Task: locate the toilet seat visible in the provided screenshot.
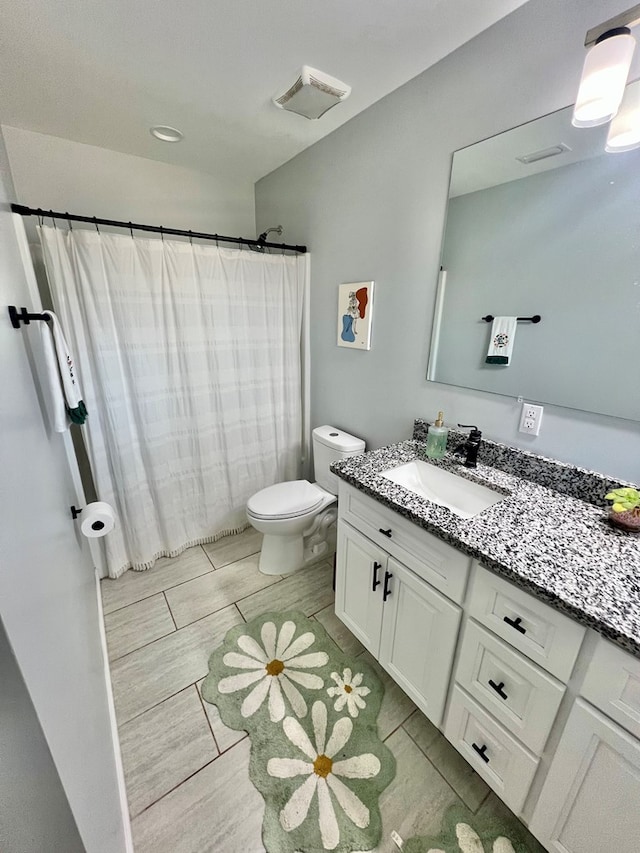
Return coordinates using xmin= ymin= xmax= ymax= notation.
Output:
xmin=246 ymin=480 xmax=328 ymax=520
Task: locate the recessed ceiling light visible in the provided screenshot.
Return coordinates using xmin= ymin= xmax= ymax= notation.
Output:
xmin=150 ymin=125 xmax=183 ymax=142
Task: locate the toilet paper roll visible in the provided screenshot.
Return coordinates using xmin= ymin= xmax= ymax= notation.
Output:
xmin=80 ymin=501 xmax=116 ymax=538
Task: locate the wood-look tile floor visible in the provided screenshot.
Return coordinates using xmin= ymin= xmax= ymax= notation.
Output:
xmin=102 ymin=530 xmax=505 ymax=853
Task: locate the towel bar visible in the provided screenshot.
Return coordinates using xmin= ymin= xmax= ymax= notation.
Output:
xmin=482 ymin=314 xmax=541 ymax=324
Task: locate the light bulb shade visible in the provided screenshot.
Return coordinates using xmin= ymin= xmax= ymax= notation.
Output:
xmin=572 ymin=31 xmax=636 ymax=128
xmin=606 ymin=79 xmax=640 ymax=151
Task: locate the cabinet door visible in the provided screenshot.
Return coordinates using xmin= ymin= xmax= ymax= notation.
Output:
xmin=529 ymin=699 xmax=640 ymax=853
xmin=335 ymin=521 xmax=386 ymax=656
xmin=378 ymin=557 xmax=461 ymax=727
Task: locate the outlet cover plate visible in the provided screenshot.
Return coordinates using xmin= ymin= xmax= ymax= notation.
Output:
xmin=519 ymin=402 xmax=543 ymax=435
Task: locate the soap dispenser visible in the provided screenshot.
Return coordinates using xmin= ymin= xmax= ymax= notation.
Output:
xmin=425 ymin=411 xmax=448 ymax=460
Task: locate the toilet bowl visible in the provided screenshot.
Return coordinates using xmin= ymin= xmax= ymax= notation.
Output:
xmin=247 ymin=480 xmax=337 ymax=575
xmin=247 ymin=426 xmax=365 ymax=575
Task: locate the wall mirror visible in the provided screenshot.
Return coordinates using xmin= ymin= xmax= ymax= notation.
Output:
xmin=428 ymin=97 xmax=640 ymax=421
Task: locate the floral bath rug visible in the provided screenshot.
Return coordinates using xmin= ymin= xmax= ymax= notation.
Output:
xmin=404 ymin=803 xmax=546 ymax=853
xmin=201 ymin=610 xmax=395 ymax=852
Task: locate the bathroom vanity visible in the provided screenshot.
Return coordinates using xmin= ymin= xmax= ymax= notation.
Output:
xmin=332 ymin=426 xmax=640 ymax=853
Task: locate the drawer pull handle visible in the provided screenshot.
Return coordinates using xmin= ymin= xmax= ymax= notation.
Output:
xmin=472 ymin=742 xmax=490 ymax=764
xmin=488 ymin=679 xmax=508 ymax=700
xmin=372 ymin=561 xmax=382 ymax=592
xmin=383 ymin=570 xmax=393 ymax=602
xmin=379 ymin=527 xmax=393 ymax=538
xmin=503 ymin=615 xmax=526 ymax=635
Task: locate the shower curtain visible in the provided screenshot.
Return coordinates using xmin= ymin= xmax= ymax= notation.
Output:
xmin=39 ymin=225 xmax=310 ymax=578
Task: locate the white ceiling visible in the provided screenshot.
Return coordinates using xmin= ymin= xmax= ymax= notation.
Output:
xmin=0 ymin=0 xmax=529 ymax=184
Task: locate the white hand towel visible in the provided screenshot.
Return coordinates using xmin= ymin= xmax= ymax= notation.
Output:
xmin=40 ymin=310 xmax=87 ymax=431
xmin=485 ymin=316 xmax=517 ymax=365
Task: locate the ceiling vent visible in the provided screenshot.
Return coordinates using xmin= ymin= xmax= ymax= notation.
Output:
xmin=272 ymin=66 xmax=351 ymax=120
xmin=516 ymin=143 xmax=571 ymax=164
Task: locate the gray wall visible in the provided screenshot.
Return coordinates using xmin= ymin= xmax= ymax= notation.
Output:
xmin=0 ymin=618 xmax=84 ymax=852
xmin=256 ymin=0 xmax=640 ymax=482
xmin=437 ymin=151 xmax=640 ymax=421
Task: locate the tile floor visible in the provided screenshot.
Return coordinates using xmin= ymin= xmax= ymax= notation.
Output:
xmin=102 ymin=529 xmax=540 ymax=853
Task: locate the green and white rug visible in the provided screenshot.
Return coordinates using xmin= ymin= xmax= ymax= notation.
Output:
xmin=202 ymin=611 xmax=396 ymax=853
xmin=404 ymin=803 xmax=545 ymax=853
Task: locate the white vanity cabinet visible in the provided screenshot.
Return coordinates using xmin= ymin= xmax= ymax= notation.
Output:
xmin=335 ymin=482 xmax=469 ymax=727
xmin=529 ymin=699 xmax=640 ymax=853
xmin=530 ymin=635 xmax=640 ymax=852
xmin=334 ymin=478 xmax=640 ymax=850
xmin=336 ymin=520 xmax=462 ymax=726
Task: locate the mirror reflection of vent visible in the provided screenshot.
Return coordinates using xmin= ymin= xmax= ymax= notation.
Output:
xmin=517 ymin=143 xmax=571 ymax=164
xmin=273 ymin=66 xmax=351 ymax=120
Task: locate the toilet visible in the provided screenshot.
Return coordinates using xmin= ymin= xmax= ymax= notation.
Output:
xmin=247 ymin=425 xmax=365 ymax=575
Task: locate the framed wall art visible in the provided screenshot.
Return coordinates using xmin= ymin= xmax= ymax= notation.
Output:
xmin=337 ymin=281 xmax=374 ymax=350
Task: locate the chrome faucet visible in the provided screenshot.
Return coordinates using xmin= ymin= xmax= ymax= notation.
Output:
xmin=454 ymin=424 xmax=482 ymax=468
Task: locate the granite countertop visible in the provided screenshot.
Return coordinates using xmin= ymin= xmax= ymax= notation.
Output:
xmin=332 ymin=440 xmax=640 ymax=658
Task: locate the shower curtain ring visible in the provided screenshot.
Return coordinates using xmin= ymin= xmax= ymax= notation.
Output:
xmin=188 ymin=230 xmax=193 ymax=245
xmin=160 ymin=225 xmax=164 ymax=242
xmin=128 ymin=222 xmax=134 ymax=239
xmin=66 ymin=213 xmax=72 ymax=231
xmin=93 ymin=216 xmax=100 ymax=234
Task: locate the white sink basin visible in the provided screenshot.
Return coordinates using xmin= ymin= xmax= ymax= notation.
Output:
xmin=381 ymin=459 xmax=504 ymax=519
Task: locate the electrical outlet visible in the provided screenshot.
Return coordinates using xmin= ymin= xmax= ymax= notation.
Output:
xmin=519 ymin=402 xmax=543 ymax=435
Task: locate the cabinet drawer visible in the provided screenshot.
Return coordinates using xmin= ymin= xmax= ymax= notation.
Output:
xmin=581 ymin=637 xmax=640 ymax=740
xmin=339 ymin=482 xmax=470 ymax=603
xmin=467 ymin=565 xmax=585 ymax=682
xmin=456 ymin=619 xmax=565 ymax=754
xmin=444 ymin=685 xmax=538 ymax=815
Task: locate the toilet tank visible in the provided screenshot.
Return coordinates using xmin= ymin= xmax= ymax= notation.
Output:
xmin=312 ymin=425 xmax=365 ymax=495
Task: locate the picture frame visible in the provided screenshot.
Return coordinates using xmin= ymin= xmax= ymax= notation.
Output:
xmin=336 ymin=281 xmax=374 ymax=350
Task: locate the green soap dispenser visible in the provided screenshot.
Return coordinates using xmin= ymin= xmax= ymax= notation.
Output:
xmin=426 ymin=411 xmax=448 ymax=460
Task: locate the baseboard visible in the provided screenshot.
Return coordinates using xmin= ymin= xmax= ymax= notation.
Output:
xmin=94 ymin=571 xmax=134 ymax=853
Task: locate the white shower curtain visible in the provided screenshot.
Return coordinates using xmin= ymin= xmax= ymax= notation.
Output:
xmin=39 ymin=225 xmax=310 ymax=578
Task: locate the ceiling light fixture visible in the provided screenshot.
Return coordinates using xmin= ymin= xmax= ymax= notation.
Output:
xmin=573 ymin=26 xmax=636 ymax=127
xmin=150 ymin=125 xmax=184 ymax=142
xmin=606 ymin=77 xmax=640 ymax=151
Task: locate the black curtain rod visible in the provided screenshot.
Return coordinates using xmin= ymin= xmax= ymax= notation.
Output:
xmin=10 ymin=204 xmax=307 ymax=254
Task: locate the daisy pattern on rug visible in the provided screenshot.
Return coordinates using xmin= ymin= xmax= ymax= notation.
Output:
xmin=327 ymin=668 xmax=371 ymax=718
xmin=217 ymin=620 xmax=329 ymax=722
xmin=267 ymin=700 xmax=381 ymax=851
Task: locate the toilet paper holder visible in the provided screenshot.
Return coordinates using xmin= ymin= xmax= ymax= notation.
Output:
xmin=70 ymin=505 xmax=83 ymax=519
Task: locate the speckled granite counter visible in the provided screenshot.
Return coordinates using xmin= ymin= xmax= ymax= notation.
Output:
xmin=331 ymin=439 xmax=640 ymax=658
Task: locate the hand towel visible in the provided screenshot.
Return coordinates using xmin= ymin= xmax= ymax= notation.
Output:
xmin=40 ymin=310 xmax=87 ymax=430
xmin=485 ymin=316 xmax=517 ymax=365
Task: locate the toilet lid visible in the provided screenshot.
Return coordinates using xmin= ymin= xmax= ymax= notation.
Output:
xmin=247 ymin=480 xmax=325 ymax=519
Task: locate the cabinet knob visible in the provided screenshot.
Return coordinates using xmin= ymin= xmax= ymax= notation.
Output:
xmin=503 ymin=615 xmax=526 ymax=635
xmin=383 ymin=570 xmax=393 ymax=601
xmin=472 ymin=742 xmax=490 ymax=764
xmin=379 ymin=527 xmax=393 ymax=538
xmin=488 ymin=679 xmax=508 ymax=700
xmin=372 ymin=561 xmax=382 ymax=592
